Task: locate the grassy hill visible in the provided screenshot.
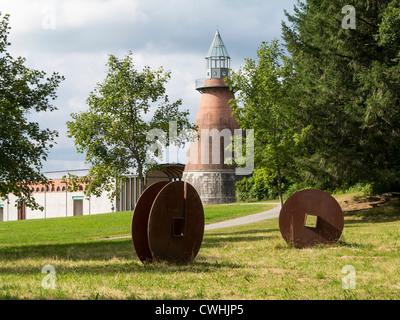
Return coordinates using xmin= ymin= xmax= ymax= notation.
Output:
xmin=0 ymin=195 xmax=399 ymax=300
xmin=0 ymin=203 xmax=275 ymax=245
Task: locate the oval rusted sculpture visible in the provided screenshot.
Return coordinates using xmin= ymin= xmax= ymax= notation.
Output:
xmin=148 ymin=181 xmax=204 ymax=263
xmin=131 ymin=181 xmax=169 ymax=263
xmin=131 ymin=181 xmax=204 ymax=263
xmin=279 ymin=189 xmax=344 ymax=248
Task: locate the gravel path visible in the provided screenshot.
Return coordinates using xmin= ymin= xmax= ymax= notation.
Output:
xmin=204 ymin=202 xmax=281 ymax=231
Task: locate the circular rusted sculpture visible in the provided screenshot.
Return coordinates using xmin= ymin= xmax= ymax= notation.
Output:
xmin=279 ymin=189 xmax=344 ymax=248
xmin=131 ymin=181 xmax=204 ymax=263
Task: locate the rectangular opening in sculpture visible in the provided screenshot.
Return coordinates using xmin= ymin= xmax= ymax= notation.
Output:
xmin=172 ymin=217 xmax=185 ymax=237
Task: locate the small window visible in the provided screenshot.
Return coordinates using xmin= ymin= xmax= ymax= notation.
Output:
xmin=36 ymin=187 xmax=40 ymax=192
xmin=304 ymin=214 xmax=318 ymax=229
xmin=56 ymin=187 xmax=60 ymax=191
xmin=172 ymin=217 xmax=185 ymax=237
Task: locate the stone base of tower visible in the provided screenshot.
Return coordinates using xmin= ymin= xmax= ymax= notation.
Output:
xmin=182 ymin=170 xmax=237 ymax=205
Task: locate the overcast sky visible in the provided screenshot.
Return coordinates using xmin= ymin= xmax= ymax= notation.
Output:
xmin=2 ymin=0 xmax=297 ymax=176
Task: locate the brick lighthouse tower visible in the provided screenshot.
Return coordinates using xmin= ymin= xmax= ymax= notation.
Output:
xmin=182 ymin=30 xmax=239 ymax=205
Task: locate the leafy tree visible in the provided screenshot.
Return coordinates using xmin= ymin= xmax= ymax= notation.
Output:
xmin=0 ymin=13 xmax=64 ymax=209
xmin=235 ymin=167 xmax=291 ymax=202
xmin=66 ymin=52 xmax=195 ymax=200
xmin=282 ymin=0 xmax=400 ymax=192
xmin=227 ymin=40 xmax=309 ymax=206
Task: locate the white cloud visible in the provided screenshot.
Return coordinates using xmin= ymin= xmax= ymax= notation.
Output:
xmin=2 ymin=0 xmax=298 ymax=172
xmin=57 ymin=0 xmax=146 ymax=29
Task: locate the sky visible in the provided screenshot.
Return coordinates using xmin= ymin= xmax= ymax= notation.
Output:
xmin=2 ymin=0 xmax=297 ymax=177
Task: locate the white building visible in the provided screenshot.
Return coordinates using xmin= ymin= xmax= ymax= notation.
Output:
xmin=0 ymin=163 xmax=184 ymax=222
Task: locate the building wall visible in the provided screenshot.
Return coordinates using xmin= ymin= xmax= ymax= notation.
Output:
xmin=0 ymin=165 xmax=183 ymax=222
xmin=0 ymin=184 xmax=115 ymax=222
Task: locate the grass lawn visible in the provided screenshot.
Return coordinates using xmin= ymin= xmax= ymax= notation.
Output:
xmin=0 ymin=203 xmax=275 ymax=245
xmin=0 ymin=198 xmax=399 ymax=299
xmin=203 ymin=203 xmax=275 ymax=224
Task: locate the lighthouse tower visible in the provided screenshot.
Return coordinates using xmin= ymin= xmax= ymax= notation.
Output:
xmin=182 ymin=30 xmax=239 ymax=205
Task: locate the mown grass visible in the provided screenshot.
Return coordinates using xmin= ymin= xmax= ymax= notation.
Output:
xmin=0 ymin=201 xmax=399 ymax=299
xmin=0 ymin=203 xmax=275 ymax=245
xmin=203 ymin=203 xmax=275 ymax=224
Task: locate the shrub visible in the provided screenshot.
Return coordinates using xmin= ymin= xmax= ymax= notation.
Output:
xmin=236 ymin=168 xmax=291 ymax=202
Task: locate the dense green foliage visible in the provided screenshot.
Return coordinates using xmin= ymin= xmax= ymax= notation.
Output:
xmin=235 ymin=0 xmax=400 ymax=201
xmin=0 ymin=13 xmax=64 ymax=209
xmin=282 ymin=0 xmax=400 ymax=192
xmin=235 ymin=168 xmax=292 ymax=202
xmin=227 ymin=40 xmax=309 ymax=205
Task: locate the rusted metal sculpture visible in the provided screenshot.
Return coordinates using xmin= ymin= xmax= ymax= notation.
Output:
xmin=131 ymin=181 xmax=204 ymax=263
xmin=131 ymin=181 xmax=169 ymax=262
xmin=279 ymin=189 xmax=344 ymax=248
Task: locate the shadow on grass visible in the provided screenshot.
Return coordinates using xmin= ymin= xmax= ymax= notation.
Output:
xmin=335 ymin=239 xmax=373 ymax=249
xmin=0 ymin=226 xmax=281 ymax=261
xmin=0 ymin=239 xmax=243 ymax=276
xmin=0 ymin=227 xmax=274 ymax=279
xmin=202 ymin=228 xmax=280 ymax=248
xmin=207 ymin=229 xmax=279 ymax=236
xmin=0 ymin=239 xmax=136 ymax=261
xmin=0 ymin=260 xmax=243 ymax=277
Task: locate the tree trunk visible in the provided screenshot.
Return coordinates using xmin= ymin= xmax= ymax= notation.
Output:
xmin=277 ymin=166 xmax=283 ymax=207
xmin=137 ymin=163 xmax=144 ymax=195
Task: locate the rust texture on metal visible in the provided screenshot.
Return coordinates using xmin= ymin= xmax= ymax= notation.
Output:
xmin=279 ymin=189 xmax=344 ymax=248
xmin=131 ymin=181 xmax=204 ymax=263
xmin=131 ymin=181 xmax=169 ymax=263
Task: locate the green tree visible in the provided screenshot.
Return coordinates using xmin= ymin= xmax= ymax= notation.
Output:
xmin=0 ymin=13 xmax=64 ymax=209
xmin=282 ymin=0 xmax=400 ymax=192
xmin=235 ymin=167 xmax=290 ymax=202
xmin=66 ymin=52 xmax=195 ymax=200
xmin=227 ymin=40 xmax=309 ymax=206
